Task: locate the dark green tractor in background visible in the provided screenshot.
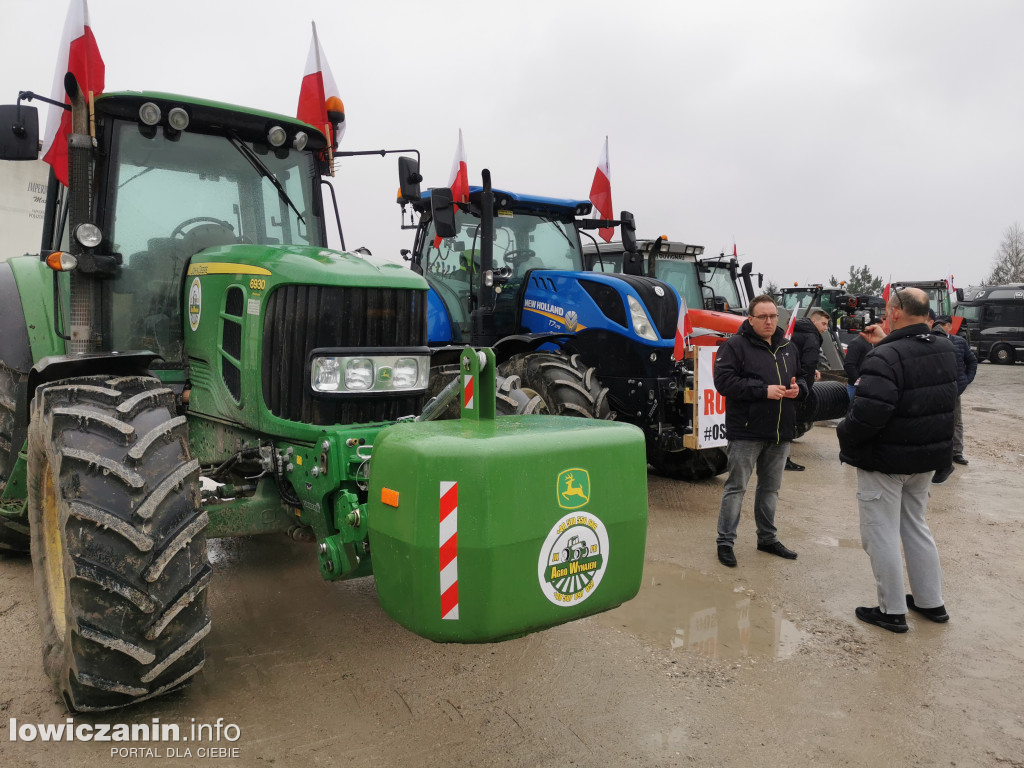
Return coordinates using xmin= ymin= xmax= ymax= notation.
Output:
xmin=0 ymin=81 xmax=647 ymax=711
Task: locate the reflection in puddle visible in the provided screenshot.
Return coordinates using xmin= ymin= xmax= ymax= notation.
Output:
xmin=594 ymin=561 xmax=807 ymax=660
xmin=814 ymin=536 xmax=862 ymax=549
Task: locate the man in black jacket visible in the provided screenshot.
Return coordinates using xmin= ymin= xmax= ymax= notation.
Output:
xmin=785 ymin=308 xmax=830 ymax=471
xmin=935 ymin=314 xmax=978 ymax=466
xmin=838 ymin=287 xmax=957 ymax=633
xmin=842 ymin=332 xmax=872 ymax=399
xmin=714 ymin=295 xmax=806 ymax=567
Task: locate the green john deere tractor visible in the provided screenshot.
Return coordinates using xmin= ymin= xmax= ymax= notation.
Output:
xmin=0 ymin=81 xmax=647 ymax=711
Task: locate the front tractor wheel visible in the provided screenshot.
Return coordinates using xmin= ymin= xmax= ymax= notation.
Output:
xmin=28 ymin=375 xmax=210 ymax=711
xmin=499 ymin=353 xmax=613 ymax=418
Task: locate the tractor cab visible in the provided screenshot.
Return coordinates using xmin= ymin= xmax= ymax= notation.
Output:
xmin=410 ymin=187 xmax=589 ymax=344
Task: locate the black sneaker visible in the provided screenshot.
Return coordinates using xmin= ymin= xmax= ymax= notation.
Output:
xmin=855 ymin=606 xmax=908 ymax=633
xmin=953 ymin=454 xmax=968 ymax=466
xmin=757 ymin=541 xmax=798 ymax=559
xmin=906 ymin=594 xmax=950 ymax=623
xmin=932 ymin=465 xmax=954 ymax=484
xmin=717 ymin=545 xmax=737 ymax=567
xmin=784 ymin=458 xmax=805 ymax=471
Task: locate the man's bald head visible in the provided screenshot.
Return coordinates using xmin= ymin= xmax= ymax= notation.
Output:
xmin=886 ymin=287 xmax=931 ymax=330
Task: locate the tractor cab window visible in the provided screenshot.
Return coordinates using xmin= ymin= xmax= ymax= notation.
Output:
xmin=419 ymin=208 xmax=584 ymax=339
xmin=696 ymin=263 xmax=742 ymax=311
xmin=655 ymin=258 xmax=704 ymax=312
xmin=103 ymin=121 xmax=324 ymax=366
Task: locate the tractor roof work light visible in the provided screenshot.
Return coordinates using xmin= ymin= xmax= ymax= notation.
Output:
xmin=167 ymin=107 xmax=190 ymax=131
xmin=267 ymin=125 xmax=287 ymax=147
xmin=293 ymin=131 xmax=308 ymax=151
xmin=73 ymin=222 xmax=102 ymax=248
xmin=139 ymin=101 xmax=161 ymax=126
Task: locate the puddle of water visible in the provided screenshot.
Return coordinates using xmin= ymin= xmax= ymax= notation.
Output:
xmin=814 ymin=535 xmax=862 ymax=549
xmin=593 ymin=561 xmax=807 ymax=660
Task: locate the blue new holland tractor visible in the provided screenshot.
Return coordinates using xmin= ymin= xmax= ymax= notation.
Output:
xmin=399 ymin=170 xmax=728 ymax=481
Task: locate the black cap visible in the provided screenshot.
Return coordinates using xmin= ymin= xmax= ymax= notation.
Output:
xmin=928 ymin=309 xmax=936 ymax=321
xmin=935 ymin=314 xmax=953 ymax=324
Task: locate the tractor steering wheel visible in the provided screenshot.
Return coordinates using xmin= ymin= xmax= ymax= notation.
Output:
xmin=170 ymin=216 xmax=235 ymax=239
xmin=503 ymin=249 xmax=537 ymax=270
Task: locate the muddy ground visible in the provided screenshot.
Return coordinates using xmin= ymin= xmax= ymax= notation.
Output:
xmin=1 ymin=363 xmax=1022 ymax=767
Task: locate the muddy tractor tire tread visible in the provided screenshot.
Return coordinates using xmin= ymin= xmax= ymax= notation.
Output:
xmin=498 ymin=353 xmax=613 ymax=419
xmin=28 ymin=375 xmax=209 ymax=712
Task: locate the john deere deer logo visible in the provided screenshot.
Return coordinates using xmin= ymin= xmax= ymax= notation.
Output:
xmin=557 ymin=468 xmax=590 ymax=510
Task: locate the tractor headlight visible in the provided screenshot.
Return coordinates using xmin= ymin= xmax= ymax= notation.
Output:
xmin=73 ymin=223 xmax=103 ymax=248
xmin=627 ymin=295 xmax=658 ymax=341
xmin=310 ymin=349 xmax=430 ymax=395
xmin=345 ymin=358 xmax=374 ymax=391
xmin=311 ymin=357 xmax=341 ymax=391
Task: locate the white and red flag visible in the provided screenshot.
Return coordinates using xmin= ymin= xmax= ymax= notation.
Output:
xmin=41 ymin=0 xmax=104 ymax=186
xmin=784 ymin=309 xmax=798 ymax=340
xmin=433 ymin=130 xmax=469 ymax=248
xmin=446 ymin=129 xmax=470 ymax=205
xmin=673 ymin=295 xmax=693 ymax=361
xmin=297 ymin=21 xmax=345 ymax=148
xmin=589 ymin=136 xmax=614 ymax=243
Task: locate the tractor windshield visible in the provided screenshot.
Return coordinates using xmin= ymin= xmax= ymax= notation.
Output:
xmin=695 ymin=262 xmax=743 ymax=311
xmin=104 ymin=120 xmax=324 ymax=367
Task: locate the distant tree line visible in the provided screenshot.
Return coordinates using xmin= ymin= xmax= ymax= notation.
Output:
xmin=987 ymin=223 xmax=1024 ymax=284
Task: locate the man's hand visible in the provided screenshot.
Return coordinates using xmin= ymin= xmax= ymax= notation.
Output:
xmin=814 ymin=370 xmax=822 ymax=381
xmin=766 ymin=384 xmax=787 ymax=400
xmin=782 ymin=377 xmax=801 ymax=399
xmin=861 ymin=324 xmax=886 ymax=344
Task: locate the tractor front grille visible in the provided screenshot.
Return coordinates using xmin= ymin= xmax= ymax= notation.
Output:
xmin=262 ymin=284 xmax=427 ymax=425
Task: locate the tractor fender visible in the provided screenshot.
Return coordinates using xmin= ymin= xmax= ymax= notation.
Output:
xmin=28 ymin=351 xmax=162 ymax=405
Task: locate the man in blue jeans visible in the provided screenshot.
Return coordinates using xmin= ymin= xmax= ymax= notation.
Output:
xmin=713 ymin=295 xmax=806 ymax=567
xmin=838 ymin=287 xmax=957 ymax=632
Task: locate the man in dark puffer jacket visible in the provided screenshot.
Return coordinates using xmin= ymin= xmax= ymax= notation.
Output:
xmin=714 ymin=295 xmax=806 ymax=568
xmin=785 ymin=308 xmax=831 ymax=471
xmin=838 ymin=287 xmax=957 ymax=633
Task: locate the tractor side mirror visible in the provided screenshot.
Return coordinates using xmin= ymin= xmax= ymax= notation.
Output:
xmin=620 ymin=210 xmax=637 ymax=255
xmin=0 ymin=104 xmax=40 ymax=160
xmin=955 ymin=288 xmax=964 ymax=302
xmin=429 ymin=187 xmax=457 ymax=239
xmin=397 ymin=156 xmax=421 ymax=202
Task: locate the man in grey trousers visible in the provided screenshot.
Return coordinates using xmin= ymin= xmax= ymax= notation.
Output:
xmin=837 ymin=287 xmax=958 ymax=632
xmin=713 ymin=295 xmax=806 ymax=568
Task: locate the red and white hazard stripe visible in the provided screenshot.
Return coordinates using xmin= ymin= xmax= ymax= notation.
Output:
xmin=439 ymin=481 xmax=459 ymax=620
xmin=462 ymin=372 xmax=474 ymax=411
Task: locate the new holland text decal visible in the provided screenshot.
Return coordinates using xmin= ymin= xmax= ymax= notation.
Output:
xmin=523 ymin=299 xmax=587 ymax=332
xmin=538 ymin=510 xmax=609 ymax=607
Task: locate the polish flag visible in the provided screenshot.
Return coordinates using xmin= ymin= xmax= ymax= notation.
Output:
xmin=447 ymin=129 xmax=470 ymax=204
xmin=673 ymin=295 xmax=693 ymax=361
xmin=297 ymin=21 xmax=345 ymax=148
xmin=882 ymin=282 xmax=891 ymax=303
xmin=433 ymin=130 xmax=469 ymax=248
xmin=784 ymin=309 xmax=798 ymax=340
xmin=41 ymin=0 xmax=105 ymax=187
xmin=947 ymin=273 xmax=956 ymax=292
xmin=589 ymin=136 xmax=614 ymax=243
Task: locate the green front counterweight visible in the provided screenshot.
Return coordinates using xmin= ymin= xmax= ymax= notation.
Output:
xmin=366 ymin=404 xmax=649 ymax=643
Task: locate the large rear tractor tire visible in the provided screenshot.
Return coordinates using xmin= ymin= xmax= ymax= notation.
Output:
xmin=28 ymin=375 xmax=210 ymax=711
xmin=498 ymin=353 xmax=613 ymax=418
xmin=647 ymin=447 xmax=729 ymax=482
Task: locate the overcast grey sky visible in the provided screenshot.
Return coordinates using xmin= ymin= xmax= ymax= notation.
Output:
xmin=2 ymin=0 xmax=1022 ymax=288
